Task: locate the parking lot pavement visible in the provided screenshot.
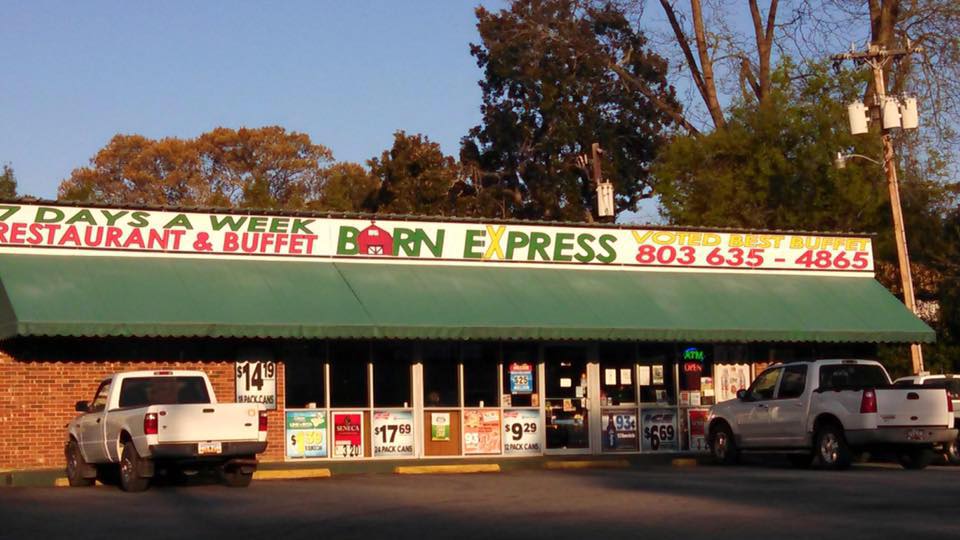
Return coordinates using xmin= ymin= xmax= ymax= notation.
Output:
xmin=1 ymin=463 xmax=959 ymax=540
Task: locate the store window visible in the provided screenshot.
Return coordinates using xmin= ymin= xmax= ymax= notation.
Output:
xmin=329 ymin=342 xmax=370 ymax=408
xmin=678 ymin=345 xmax=711 ymax=407
xmin=422 ymin=342 xmax=459 ymax=407
xmin=599 ymin=344 xmax=636 ymax=406
xmin=462 ymin=342 xmax=499 ymax=407
xmin=638 ymin=344 xmax=674 ymax=405
xmin=284 ymin=343 xmax=325 ymax=409
xmin=372 ymin=342 xmax=412 ymax=408
xmin=502 ymin=343 xmax=538 ymax=407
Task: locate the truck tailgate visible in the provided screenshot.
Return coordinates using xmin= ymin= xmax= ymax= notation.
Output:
xmin=154 ymin=404 xmax=261 ymax=443
xmin=876 ymin=389 xmax=952 ymax=428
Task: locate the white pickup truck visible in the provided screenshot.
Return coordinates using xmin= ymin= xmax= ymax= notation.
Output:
xmin=707 ymin=359 xmax=957 ymax=470
xmin=65 ymin=370 xmax=268 ymax=491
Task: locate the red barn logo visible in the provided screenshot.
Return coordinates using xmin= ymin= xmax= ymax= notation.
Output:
xmin=357 ymin=222 xmax=393 ymax=256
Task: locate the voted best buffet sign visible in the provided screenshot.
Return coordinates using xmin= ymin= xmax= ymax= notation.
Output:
xmin=0 ymin=203 xmax=874 ymax=273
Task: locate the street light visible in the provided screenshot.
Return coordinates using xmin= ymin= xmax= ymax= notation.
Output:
xmin=833 ymin=152 xmax=882 ymax=170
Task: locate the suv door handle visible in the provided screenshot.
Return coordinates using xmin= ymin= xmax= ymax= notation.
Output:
xmin=756 ymin=404 xmax=768 ymax=408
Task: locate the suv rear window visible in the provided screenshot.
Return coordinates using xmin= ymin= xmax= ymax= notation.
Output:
xmin=818 ymin=364 xmax=890 ymax=390
xmin=119 ymin=376 xmax=211 ymax=408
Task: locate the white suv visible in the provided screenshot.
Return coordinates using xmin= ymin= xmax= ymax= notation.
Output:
xmin=707 ymin=359 xmax=957 ymax=470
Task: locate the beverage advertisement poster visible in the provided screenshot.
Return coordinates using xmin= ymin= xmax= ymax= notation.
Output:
xmin=687 ymin=408 xmax=710 ymax=453
xmin=641 ymin=408 xmax=679 ymax=452
xmin=332 ymin=412 xmax=364 ymax=459
xmin=601 ymin=411 xmax=638 ymax=452
xmin=508 ymin=363 xmax=534 ymax=394
xmin=502 ymin=408 xmax=542 ymax=455
xmin=372 ymin=410 xmax=415 ymax=457
xmin=285 ymin=410 xmax=327 ymax=459
xmin=431 ymin=412 xmax=451 ymax=441
xmin=463 ymin=409 xmax=502 ymax=455
xmin=715 ymin=364 xmax=752 ymax=403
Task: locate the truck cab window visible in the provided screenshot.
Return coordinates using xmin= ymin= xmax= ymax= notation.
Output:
xmin=748 ymin=368 xmax=780 ymax=401
xmin=90 ymin=380 xmax=111 ymax=412
xmin=777 ymin=365 xmax=807 ymax=399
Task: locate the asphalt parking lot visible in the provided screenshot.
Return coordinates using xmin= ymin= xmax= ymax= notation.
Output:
xmin=1 ymin=463 xmax=958 ymax=540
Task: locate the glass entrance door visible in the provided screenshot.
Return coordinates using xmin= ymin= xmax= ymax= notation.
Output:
xmin=544 ymin=347 xmax=590 ymax=451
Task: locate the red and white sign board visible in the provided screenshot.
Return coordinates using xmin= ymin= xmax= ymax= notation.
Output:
xmin=0 ymin=202 xmax=874 ymax=274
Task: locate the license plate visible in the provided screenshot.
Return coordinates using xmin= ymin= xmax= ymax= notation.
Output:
xmin=906 ymin=429 xmax=926 ymax=442
xmin=198 ymin=442 xmax=222 ymax=455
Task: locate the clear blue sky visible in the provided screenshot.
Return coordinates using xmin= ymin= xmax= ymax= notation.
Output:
xmin=2 ymin=1 xmax=505 ymax=197
xmin=2 ymin=0 xmax=675 ymax=221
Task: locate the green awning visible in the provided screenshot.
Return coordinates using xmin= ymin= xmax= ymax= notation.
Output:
xmin=0 ymin=254 xmax=934 ymax=343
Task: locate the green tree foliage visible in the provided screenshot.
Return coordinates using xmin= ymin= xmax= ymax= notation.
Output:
xmin=0 ymin=163 xmax=17 ymax=199
xmin=59 ymin=127 xmax=333 ymax=209
xmin=460 ymin=0 xmax=678 ymax=221
xmin=313 ymin=162 xmax=379 ymax=213
xmin=654 ymin=63 xmax=889 ymax=231
xmin=370 ymin=131 xmax=459 ymax=215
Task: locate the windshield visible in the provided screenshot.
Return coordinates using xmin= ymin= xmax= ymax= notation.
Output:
xmin=118 ymin=376 xmax=211 ymax=408
xmin=818 ymin=364 xmax=890 ymax=390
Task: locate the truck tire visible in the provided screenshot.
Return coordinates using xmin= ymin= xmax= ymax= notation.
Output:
xmin=119 ymin=441 xmax=151 ymax=492
xmin=898 ymin=447 xmax=934 ymax=470
xmin=945 ymin=436 xmax=960 ymax=465
xmin=814 ymin=423 xmax=852 ymax=470
xmin=710 ymin=423 xmax=739 ymax=465
xmin=220 ymin=468 xmax=254 ymax=488
xmin=65 ymin=440 xmax=95 ymax=487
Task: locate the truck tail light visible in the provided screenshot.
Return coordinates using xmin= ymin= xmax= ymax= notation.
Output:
xmin=948 ymin=390 xmax=955 ymax=413
xmin=860 ymin=389 xmax=878 ymax=414
xmin=144 ymin=412 xmax=159 ymax=435
xmin=259 ymin=410 xmax=268 ymax=432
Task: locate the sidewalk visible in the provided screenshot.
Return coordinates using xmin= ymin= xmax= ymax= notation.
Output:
xmin=1 ymin=453 xmax=710 ymax=487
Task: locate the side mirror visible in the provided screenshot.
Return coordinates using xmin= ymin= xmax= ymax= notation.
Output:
xmin=75 ymin=401 xmax=89 ymax=413
xmin=736 ymin=389 xmax=748 ymax=401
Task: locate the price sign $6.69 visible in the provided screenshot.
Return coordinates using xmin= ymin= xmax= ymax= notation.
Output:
xmin=643 ymin=424 xmax=675 ymax=450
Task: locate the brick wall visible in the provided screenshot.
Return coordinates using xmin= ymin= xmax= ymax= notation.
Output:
xmin=0 ymin=345 xmax=286 ymax=470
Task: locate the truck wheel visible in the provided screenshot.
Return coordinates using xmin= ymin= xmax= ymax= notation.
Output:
xmin=710 ymin=423 xmax=739 ymax=465
xmin=814 ymin=424 xmax=852 ymax=470
xmin=119 ymin=442 xmax=151 ymax=492
xmin=946 ymin=436 xmax=960 ymax=465
xmin=65 ymin=440 xmax=95 ymax=487
xmin=898 ymin=447 xmax=934 ymax=470
xmin=220 ymin=468 xmax=254 ymax=488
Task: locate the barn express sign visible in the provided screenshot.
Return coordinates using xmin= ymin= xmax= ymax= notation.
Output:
xmin=0 ymin=203 xmax=874 ymax=273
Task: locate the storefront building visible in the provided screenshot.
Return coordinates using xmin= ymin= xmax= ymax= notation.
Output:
xmin=0 ymin=202 xmax=934 ymax=469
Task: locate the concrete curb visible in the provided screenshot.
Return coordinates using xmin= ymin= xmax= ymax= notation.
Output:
xmin=395 ymin=464 xmax=500 ymax=475
xmin=544 ymin=459 xmax=630 ymax=470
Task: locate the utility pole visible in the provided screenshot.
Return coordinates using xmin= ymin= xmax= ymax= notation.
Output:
xmin=577 ymin=143 xmax=614 ymax=221
xmin=833 ymin=43 xmax=924 ymax=374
